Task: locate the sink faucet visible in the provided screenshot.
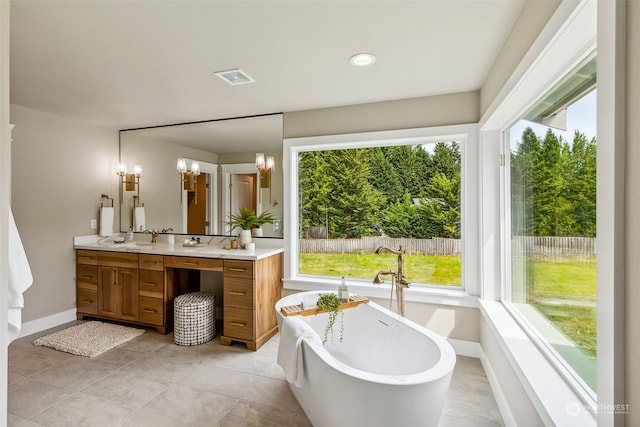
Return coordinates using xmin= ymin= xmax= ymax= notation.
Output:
xmin=144 ymin=227 xmax=173 ymax=244
xmin=144 ymin=229 xmax=160 ymax=243
xmin=373 ymin=246 xmax=410 ymax=316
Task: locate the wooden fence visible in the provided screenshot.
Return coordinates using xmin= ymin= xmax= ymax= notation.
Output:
xmin=299 ymin=235 xmax=596 ymax=258
xmin=510 ymin=236 xmax=596 ymax=258
xmin=299 ymin=236 xmax=461 ymax=256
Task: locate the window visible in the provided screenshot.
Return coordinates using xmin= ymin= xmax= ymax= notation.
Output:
xmin=284 ymin=125 xmax=477 ymax=295
xmin=504 ymin=54 xmax=597 ymax=394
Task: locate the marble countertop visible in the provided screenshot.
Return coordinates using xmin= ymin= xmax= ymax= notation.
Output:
xmin=73 ymin=235 xmax=284 ymax=261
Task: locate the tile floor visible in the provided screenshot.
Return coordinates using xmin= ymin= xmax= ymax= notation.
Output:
xmin=7 ymin=321 xmax=504 ymax=426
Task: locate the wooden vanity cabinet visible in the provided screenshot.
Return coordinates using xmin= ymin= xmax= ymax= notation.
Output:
xmin=76 ymin=250 xmax=98 ymax=315
xmin=97 ymin=252 xmax=139 ymax=321
xmin=77 ymin=249 xmax=283 ymax=346
xmin=221 ymin=254 xmax=282 ymax=350
xmin=77 ymin=250 xmax=167 ymax=333
xmin=138 ymin=254 xmax=166 ymax=332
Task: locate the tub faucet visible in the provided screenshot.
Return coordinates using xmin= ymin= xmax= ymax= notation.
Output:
xmin=373 ymin=246 xmax=410 ymax=316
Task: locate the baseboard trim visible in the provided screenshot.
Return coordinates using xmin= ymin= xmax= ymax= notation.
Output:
xmin=18 ymin=309 xmax=77 ymax=339
xmin=479 ymin=347 xmax=517 ymax=427
xmin=448 ymin=337 xmax=481 ymax=358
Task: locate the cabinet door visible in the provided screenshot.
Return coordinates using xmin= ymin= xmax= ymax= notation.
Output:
xmin=98 ymin=266 xmax=118 ymax=318
xmin=118 ymin=268 xmax=139 ymax=321
xmin=98 ymin=266 xmax=139 ymax=321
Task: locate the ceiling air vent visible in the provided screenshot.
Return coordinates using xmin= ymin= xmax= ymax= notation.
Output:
xmin=214 ymin=68 xmax=255 ymax=86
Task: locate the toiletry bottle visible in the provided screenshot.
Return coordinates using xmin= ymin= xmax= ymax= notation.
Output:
xmin=339 ymin=276 xmax=349 ymax=302
xmin=127 ymin=226 xmax=134 ymax=241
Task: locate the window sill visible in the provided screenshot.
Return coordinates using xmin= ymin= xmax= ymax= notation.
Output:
xmin=479 ymin=300 xmax=596 ymax=426
xmin=283 ymin=277 xmax=479 ymax=308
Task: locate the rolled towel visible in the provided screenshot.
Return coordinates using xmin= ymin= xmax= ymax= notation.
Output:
xmin=133 ymin=206 xmax=146 ymax=232
xmin=99 ymin=206 xmax=114 ymax=237
xmin=277 ymin=316 xmax=322 ymax=387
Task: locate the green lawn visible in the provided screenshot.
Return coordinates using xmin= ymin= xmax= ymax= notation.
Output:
xmin=299 ymin=253 xmax=461 ymax=286
xmin=300 ymin=253 xmax=597 ymax=360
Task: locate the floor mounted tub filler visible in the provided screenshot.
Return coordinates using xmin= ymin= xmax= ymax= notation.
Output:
xmin=275 ymin=290 xmax=456 ymax=427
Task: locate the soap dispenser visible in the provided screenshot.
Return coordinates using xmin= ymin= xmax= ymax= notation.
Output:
xmin=338 ymin=276 xmax=349 ymax=302
xmin=127 ymin=226 xmax=134 ymax=241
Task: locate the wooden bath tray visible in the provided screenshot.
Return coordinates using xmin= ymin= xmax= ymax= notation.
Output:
xmin=281 ymin=294 xmax=369 ymax=317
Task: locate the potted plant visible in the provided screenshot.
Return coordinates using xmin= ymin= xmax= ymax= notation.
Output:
xmin=252 ymin=210 xmax=275 ymax=237
xmin=316 ymin=293 xmax=344 ymax=345
xmin=226 ymin=206 xmax=257 ymax=248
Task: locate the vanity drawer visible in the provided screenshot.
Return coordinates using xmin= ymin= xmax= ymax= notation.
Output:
xmin=77 ymin=289 xmax=98 ymax=315
xmin=77 ymin=250 xmax=98 ymax=265
xmin=98 ymin=252 xmax=139 ymax=268
xmin=138 ymin=270 xmax=164 ymax=298
xmin=224 ymin=277 xmax=254 ymax=308
xmin=164 ymin=256 xmax=223 ymax=271
xmin=139 ymin=254 xmax=164 ymax=271
xmin=139 ymin=297 xmax=163 ymax=326
xmin=77 ymin=264 xmax=98 ymax=290
xmin=224 ymin=260 xmax=254 ymax=279
xmin=224 ymin=307 xmax=255 ymax=340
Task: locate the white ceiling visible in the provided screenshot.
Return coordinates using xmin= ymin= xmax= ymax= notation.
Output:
xmin=10 ymin=0 xmax=526 ymax=131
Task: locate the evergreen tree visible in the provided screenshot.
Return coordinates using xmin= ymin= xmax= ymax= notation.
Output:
xmin=511 ymin=127 xmax=539 ymax=236
xmin=325 ymin=149 xmax=385 ymax=238
xmin=567 ymin=132 xmax=597 ymax=236
xmin=369 ymin=147 xmax=403 ymax=207
xmin=385 ymin=145 xmax=424 ymax=198
xmin=298 ymin=151 xmax=331 ymax=236
xmin=534 ymin=129 xmax=573 ymax=235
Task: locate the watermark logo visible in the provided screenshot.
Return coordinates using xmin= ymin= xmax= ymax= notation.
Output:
xmin=566 ymin=401 xmax=630 ymax=416
xmin=566 ymin=402 xmax=582 ymax=417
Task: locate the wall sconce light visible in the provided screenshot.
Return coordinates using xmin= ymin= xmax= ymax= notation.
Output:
xmin=177 ymin=158 xmax=201 ymax=204
xmin=117 ymin=163 xmax=142 ymax=198
xmin=255 ymin=153 xmax=274 ymax=189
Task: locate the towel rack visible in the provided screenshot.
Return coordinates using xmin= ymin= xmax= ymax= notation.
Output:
xmin=100 ymin=194 xmax=114 ymax=208
xmin=133 ymin=195 xmax=145 ymax=208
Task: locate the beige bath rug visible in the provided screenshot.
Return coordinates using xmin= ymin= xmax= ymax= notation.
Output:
xmin=33 ymin=321 xmax=145 ymax=358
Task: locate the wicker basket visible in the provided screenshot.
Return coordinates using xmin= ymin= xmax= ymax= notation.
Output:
xmin=173 ymin=292 xmax=216 ymax=346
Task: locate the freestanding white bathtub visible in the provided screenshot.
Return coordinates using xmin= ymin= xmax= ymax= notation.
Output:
xmin=275 ymin=290 xmax=456 ymax=427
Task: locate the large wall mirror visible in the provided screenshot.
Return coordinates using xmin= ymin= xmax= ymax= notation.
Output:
xmin=119 ymin=113 xmax=283 ymax=238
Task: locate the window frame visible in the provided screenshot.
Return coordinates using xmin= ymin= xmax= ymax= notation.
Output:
xmin=283 ymin=124 xmax=479 ymax=305
xmin=501 ymin=109 xmax=597 ymax=401
xmin=479 ymin=0 xmax=602 ymax=418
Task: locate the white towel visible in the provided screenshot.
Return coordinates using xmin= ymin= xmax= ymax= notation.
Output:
xmin=99 ymin=206 xmax=114 ymax=236
xmin=133 ymin=206 xmax=146 ymax=232
xmin=8 ymin=208 xmax=33 ymax=343
xmin=277 ymin=316 xmax=321 ymax=387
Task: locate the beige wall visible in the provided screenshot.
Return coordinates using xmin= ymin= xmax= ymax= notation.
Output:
xmin=284 ymin=91 xmax=480 ymax=139
xmin=10 ymin=104 xmax=119 ymax=322
xmin=480 ymin=0 xmax=562 ymax=114
xmin=626 ymin=1 xmax=640 ymax=423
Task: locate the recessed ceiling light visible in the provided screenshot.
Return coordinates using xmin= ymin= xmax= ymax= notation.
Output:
xmin=214 ymin=68 xmax=255 ymax=85
xmin=349 ymin=53 xmax=376 ymax=67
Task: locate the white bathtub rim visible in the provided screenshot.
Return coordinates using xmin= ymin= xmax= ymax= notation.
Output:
xmin=276 ymin=290 xmax=457 ymax=386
